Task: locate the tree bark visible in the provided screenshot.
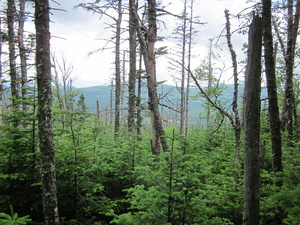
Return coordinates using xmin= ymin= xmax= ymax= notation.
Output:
xmin=185 ymin=0 xmax=194 ymax=133
xmin=35 ymin=0 xmax=59 ymax=223
xmin=114 ymin=0 xmax=122 ymax=138
xmin=243 ymin=14 xmax=262 ymax=225
xmin=7 ymin=0 xmax=19 ymax=109
xmin=281 ymin=0 xmax=300 ymax=140
xmin=128 ymin=0 xmax=137 ymax=133
xmin=179 ymin=0 xmax=187 ymax=135
xmin=224 ymin=9 xmax=241 ymax=167
xmin=262 ymin=0 xmax=283 ymax=186
xmin=130 ymin=0 xmax=169 ymax=155
xmin=0 ymin=18 xmax=3 ymax=128
xmin=18 ymin=0 xmax=28 ymax=112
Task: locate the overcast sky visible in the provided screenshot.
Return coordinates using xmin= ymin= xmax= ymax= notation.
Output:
xmin=46 ymin=0 xmax=250 ymax=88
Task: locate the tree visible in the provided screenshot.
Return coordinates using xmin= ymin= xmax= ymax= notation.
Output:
xmin=76 ymin=0 xmax=124 ymax=138
xmin=224 ymin=9 xmax=241 ymax=167
xmin=17 ymin=0 xmax=28 ymax=112
xmin=0 ymin=17 xmax=3 ymax=128
xmin=114 ymin=0 xmax=122 ymax=138
xmin=262 ymin=0 xmax=283 ymax=187
xmin=35 ymin=0 xmax=59 ymax=223
xmin=7 ymin=0 xmax=19 ymax=110
xmin=278 ymin=0 xmax=300 ymax=140
xmin=130 ymin=0 xmax=169 ymax=155
xmin=243 ymin=14 xmax=262 ymax=225
xmin=128 ymin=0 xmax=137 ymax=133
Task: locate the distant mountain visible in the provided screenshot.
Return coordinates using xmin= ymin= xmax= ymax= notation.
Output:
xmin=75 ymin=83 xmax=267 ymax=125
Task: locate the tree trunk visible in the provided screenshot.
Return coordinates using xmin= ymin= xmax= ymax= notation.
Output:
xmin=262 ymin=0 xmax=283 ymax=186
xmin=114 ymin=0 xmax=122 ymax=138
xmin=18 ymin=0 xmax=28 ymax=112
xmin=281 ymin=0 xmax=300 ymax=140
xmin=224 ymin=9 xmax=241 ymax=167
xmin=0 ymin=18 xmax=3 ymax=128
xmin=243 ymin=14 xmax=262 ymax=225
xmin=179 ymin=0 xmax=187 ymax=135
xmin=7 ymin=0 xmax=19 ymax=109
xmin=130 ymin=0 xmax=169 ymax=155
xmin=128 ymin=0 xmax=137 ymax=133
xmin=185 ymin=0 xmax=195 ymax=133
xmin=35 ymin=0 xmax=59 ymax=223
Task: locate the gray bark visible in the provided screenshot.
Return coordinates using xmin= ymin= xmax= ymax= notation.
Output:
xmin=35 ymin=0 xmax=59 ymax=223
xmin=262 ymin=0 xmax=283 ymax=186
xmin=224 ymin=9 xmax=241 ymax=167
xmin=7 ymin=0 xmax=19 ymax=109
xmin=128 ymin=0 xmax=137 ymax=133
xmin=114 ymin=0 xmax=122 ymax=138
xmin=18 ymin=0 xmax=28 ymax=112
xmin=243 ymin=14 xmax=262 ymax=225
xmin=130 ymin=0 xmax=169 ymax=155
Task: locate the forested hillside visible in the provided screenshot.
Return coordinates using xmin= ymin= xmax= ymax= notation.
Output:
xmin=1 ymin=0 xmax=300 ymax=225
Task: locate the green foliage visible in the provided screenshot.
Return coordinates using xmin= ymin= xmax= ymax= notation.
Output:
xmin=0 ymin=206 xmax=31 ymax=225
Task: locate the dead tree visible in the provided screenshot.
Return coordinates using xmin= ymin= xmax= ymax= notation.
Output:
xmin=243 ymin=14 xmax=262 ymax=225
xmin=130 ymin=0 xmax=169 ymax=155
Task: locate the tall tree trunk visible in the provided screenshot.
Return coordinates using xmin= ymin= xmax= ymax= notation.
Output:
xmin=130 ymin=0 xmax=169 ymax=155
xmin=206 ymin=39 xmax=213 ymax=127
xmin=224 ymin=9 xmax=241 ymax=167
xmin=262 ymin=0 xmax=283 ymax=187
xmin=35 ymin=0 xmax=59 ymax=223
xmin=128 ymin=0 xmax=137 ymax=133
xmin=136 ymin=54 xmax=143 ymax=139
xmin=7 ymin=0 xmax=19 ymax=109
xmin=185 ymin=0 xmax=195 ymax=133
xmin=18 ymin=0 xmax=28 ymax=112
xmin=281 ymin=0 xmax=300 ymax=140
xmin=179 ymin=0 xmax=187 ymax=135
xmin=243 ymin=14 xmax=262 ymax=225
xmin=114 ymin=0 xmax=122 ymax=138
xmin=0 ymin=17 xmax=3 ymax=128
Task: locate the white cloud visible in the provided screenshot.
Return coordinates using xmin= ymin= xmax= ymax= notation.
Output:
xmin=48 ymin=0 xmax=250 ymax=88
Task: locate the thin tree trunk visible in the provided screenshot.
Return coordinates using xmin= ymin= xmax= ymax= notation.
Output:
xmin=179 ymin=0 xmax=187 ymax=135
xmin=224 ymin=9 xmax=241 ymax=167
xmin=96 ymin=100 xmax=101 ymax=127
xmin=128 ymin=0 xmax=137 ymax=133
xmin=281 ymin=0 xmax=300 ymax=140
xmin=262 ymin=0 xmax=283 ymax=186
xmin=206 ymin=39 xmax=213 ymax=127
xmin=243 ymin=14 xmax=262 ymax=225
xmin=121 ymin=50 xmax=126 ymax=124
xmin=35 ymin=0 xmax=59 ymax=223
xmin=7 ymin=0 xmax=19 ymax=109
xmin=114 ymin=0 xmax=122 ymax=138
xmin=136 ymin=54 xmax=143 ymax=140
xmin=0 ymin=18 xmax=3 ymax=129
xmin=185 ymin=0 xmax=194 ymax=133
xmin=18 ymin=0 xmax=28 ymax=112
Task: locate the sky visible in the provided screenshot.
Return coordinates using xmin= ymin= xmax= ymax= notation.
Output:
xmin=42 ymin=0 xmax=251 ymax=88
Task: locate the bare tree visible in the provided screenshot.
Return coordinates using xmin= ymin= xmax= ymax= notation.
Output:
xmin=0 ymin=17 xmax=3 ymax=128
xmin=7 ymin=0 xmax=19 ymax=110
xmin=262 ymin=0 xmax=283 ymax=187
xmin=243 ymin=14 xmax=262 ymax=225
xmin=35 ymin=0 xmax=59 ymax=223
xmin=128 ymin=0 xmax=137 ymax=133
xmin=76 ymin=0 xmax=124 ymax=138
xmin=18 ymin=0 xmax=28 ymax=112
xmin=130 ymin=0 xmax=169 ymax=155
xmin=279 ymin=0 xmax=300 ymax=140
xmin=224 ymin=9 xmax=241 ymax=167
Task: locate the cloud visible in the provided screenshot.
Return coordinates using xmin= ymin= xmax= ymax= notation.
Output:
xmin=48 ymin=0 xmax=249 ymax=88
